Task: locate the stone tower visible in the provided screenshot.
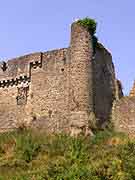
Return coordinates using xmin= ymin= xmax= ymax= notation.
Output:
xmin=69 ymin=22 xmax=94 ymax=133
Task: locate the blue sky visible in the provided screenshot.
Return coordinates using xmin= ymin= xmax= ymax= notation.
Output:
xmin=0 ymin=0 xmax=134 ymax=94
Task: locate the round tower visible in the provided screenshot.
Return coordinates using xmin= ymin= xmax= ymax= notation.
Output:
xmin=69 ymin=21 xmax=94 ymax=134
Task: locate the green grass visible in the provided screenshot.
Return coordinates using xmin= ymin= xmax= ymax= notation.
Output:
xmin=0 ymin=129 xmax=134 ymax=179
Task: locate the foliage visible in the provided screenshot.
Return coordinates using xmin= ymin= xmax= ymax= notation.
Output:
xmin=77 ymin=17 xmax=98 ymax=56
xmin=77 ymin=17 xmax=97 ymax=35
xmin=0 ymin=129 xmax=134 ymax=179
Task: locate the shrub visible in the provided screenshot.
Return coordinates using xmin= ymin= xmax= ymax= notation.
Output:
xmin=15 ymin=130 xmax=41 ymax=162
xmin=77 ymin=17 xmax=97 ymax=35
xmin=77 ymin=17 xmax=98 ymax=56
xmin=0 ymin=129 xmax=134 ymax=179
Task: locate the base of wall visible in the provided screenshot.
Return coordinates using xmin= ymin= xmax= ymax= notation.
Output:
xmin=69 ymin=111 xmax=94 ymax=136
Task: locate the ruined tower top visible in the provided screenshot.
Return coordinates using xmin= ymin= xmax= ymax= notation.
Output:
xmin=129 ymin=80 xmax=135 ymax=97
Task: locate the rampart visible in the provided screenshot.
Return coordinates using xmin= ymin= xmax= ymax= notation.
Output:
xmin=0 ymin=21 xmax=119 ymax=135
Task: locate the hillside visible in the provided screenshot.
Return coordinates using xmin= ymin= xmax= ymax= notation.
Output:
xmin=0 ymin=129 xmax=134 ymax=180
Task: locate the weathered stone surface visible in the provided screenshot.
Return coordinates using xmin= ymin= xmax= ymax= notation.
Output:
xmin=93 ymin=44 xmax=116 ymax=126
xmin=112 ymin=80 xmax=135 ymax=137
xmin=112 ymin=97 xmax=135 ymax=137
xmin=0 ymin=22 xmax=117 ymax=134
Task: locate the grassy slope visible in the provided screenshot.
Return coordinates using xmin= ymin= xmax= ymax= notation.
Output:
xmin=0 ymin=129 xmax=134 ymax=180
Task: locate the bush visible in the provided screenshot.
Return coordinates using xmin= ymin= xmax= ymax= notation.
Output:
xmin=0 ymin=129 xmax=134 ymax=179
xmin=77 ymin=17 xmax=97 ymax=35
xmin=15 ymin=130 xmax=41 ymax=162
xmin=77 ymin=17 xmax=98 ymax=56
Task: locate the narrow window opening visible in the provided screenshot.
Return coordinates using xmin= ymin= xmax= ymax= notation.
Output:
xmin=61 ymin=68 xmax=64 ymax=72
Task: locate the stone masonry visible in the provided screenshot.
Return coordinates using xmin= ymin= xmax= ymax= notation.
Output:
xmin=112 ymin=81 xmax=135 ymax=137
xmin=0 ymin=21 xmax=120 ymax=135
xmin=129 ymin=80 xmax=135 ymax=97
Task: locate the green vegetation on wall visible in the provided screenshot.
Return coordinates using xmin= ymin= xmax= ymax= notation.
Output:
xmin=77 ymin=17 xmax=97 ymax=35
xmin=77 ymin=17 xmax=98 ymax=55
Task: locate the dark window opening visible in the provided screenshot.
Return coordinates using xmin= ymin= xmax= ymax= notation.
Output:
xmin=16 ymin=86 xmax=29 ymax=105
xmin=61 ymin=68 xmax=64 ymax=72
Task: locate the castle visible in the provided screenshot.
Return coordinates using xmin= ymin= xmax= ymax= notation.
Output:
xmin=0 ymin=19 xmax=133 ymax=136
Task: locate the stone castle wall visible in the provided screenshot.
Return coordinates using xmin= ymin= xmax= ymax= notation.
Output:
xmin=0 ymin=22 xmax=116 ymax=134
xmin=93 ymin=44 xmax=116 ymax=126
xmin=112 ymin=81 xmax=135 ymax=137
xmin=0 ymin=49 xmax=69 ymax=132
xmin=112 ymin=97 xmax=135 ymax=137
